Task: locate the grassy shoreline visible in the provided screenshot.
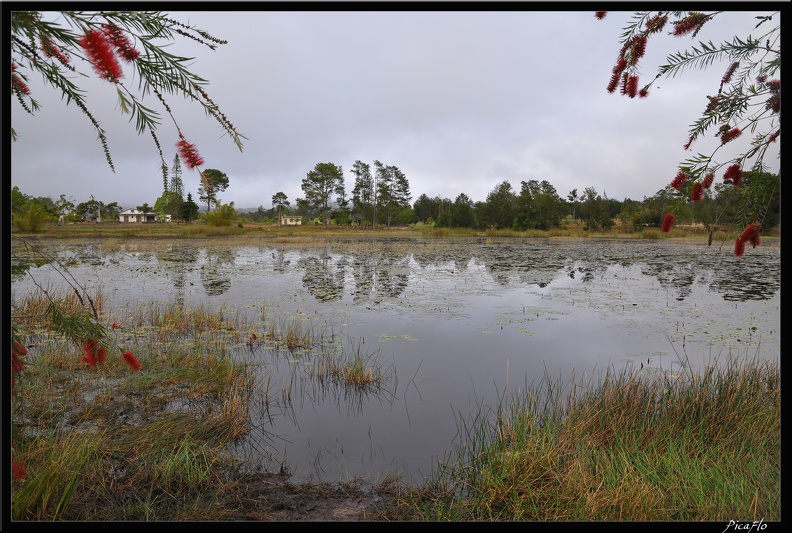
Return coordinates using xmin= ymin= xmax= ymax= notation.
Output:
xmin=12 ymin=217 xmax=762 ymax=240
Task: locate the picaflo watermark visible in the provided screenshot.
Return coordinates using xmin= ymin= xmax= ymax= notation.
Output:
xmin=722 ymin=519 xmax=767 ymax=533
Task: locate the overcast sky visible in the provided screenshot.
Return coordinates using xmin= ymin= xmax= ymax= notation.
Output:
xmin=9 ymin=8 xmax=780 ymax=211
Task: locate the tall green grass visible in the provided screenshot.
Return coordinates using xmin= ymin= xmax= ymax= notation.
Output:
xmin=402 ymin=355 xmax=780 ymax=521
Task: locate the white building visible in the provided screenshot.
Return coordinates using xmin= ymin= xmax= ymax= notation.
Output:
xmin=279 ymin=214 xmax=302 ymax=226
xmin=119 ymin=209 xmax=157 ymax=223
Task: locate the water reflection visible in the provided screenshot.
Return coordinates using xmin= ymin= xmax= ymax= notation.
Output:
xmin=10 ymin=237 xmax=780 ymax=484
xmin=200 ymin=248 xmax=236 ymax=296
xmin=297 ymin=255 xmax=345 ymax=301
xmin=10 ymin=238 xmax=780 ymax=303
xmin=270 ymin=247 xmax=291 ymax=273
xmin=156 ymin=245 xmax=200 ymax=307
xmin=348 ymin=253 xmax=410 ymax=303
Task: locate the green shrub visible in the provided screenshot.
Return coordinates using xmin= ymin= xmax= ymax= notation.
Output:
xmin=204 ymin=203 xmax=237 ymax=227
xmin=12 ymin=204 xmax=51 ymax=233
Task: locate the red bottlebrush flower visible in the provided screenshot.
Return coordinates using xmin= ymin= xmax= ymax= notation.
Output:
xmin=122 ymin=351 xmax=142 ymax=371
xmin=702 ymin=172 xmax=714 ymax=189
xmin=606 ymin=71 xmax=621 ymax=93
xmin=629 ymin=35 xmax=647 ymax=64
xmin=82 ymin=338 xmax=105 ymax=368
xmin=756 ymin=75 xmax=767 ymax=84
xmin=83 ymin=338 xmax=97 ymax=355
xmin=768 ymin=131 xmax=779 ymax=143
xmin=638 ymin=87 xmax=649 ymax=98
xmin=612 ymin=58 xmax=628 ymax=75
xmin=734 ymin=238 xmax=746 ymax=257
xmin=12 ymin=341 xmax=27 ymax=375
xmin=766 ymin=93 xmax=780 ymax=114
xmin=595 ymin=12 xmax=607 ymax=20
xmin=721 ymin=62 xmax=739 ymax=84
xmin=661 ymin=213 xmax=676 ymax=233
xmin=78 ymin=29 xmax=123 ymax=82
xmin=673 ymin=13 xmax=709 ymax=37
xmin=670 ymin=171 xmax=689 ymax=190
xmin=626 ymin=75 xmax=639 ymax=98
xmin=766 ymin=79 xmax=780 ymax=92
xmin=720 ymin=127 xmax=742 ymax=145
xmin=40 ymin=35 xmax=70 ymax=64
xmin=176 ymin=138 xmax=204 ymax=170
xmin=11 ymin=72 xmax=30 ymax=95
xmin=683 ymin=136 xmax=695 ymax=151
xmin=690 ymin=182 xmax=705 ymax=202
xmin=738 ymin=222 xmax=761 ymax=244
xmin=12 ymin=460 xmax=27 ymax=480
xmin=645 ymin=13 xmax=668 ymax=34
xmin=735 ymin=223 xmax=763 ymax=250
xmin=723 ymin=164 xmax=743 ymax=186
xmin=620 ymin=72 xmax=630 ymax=96
xmin=101 ymin=23 xmax=140 ymax=63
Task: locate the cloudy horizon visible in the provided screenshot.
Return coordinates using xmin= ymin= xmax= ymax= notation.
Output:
xmin=9 ymin=8 xmax=780 ymax=212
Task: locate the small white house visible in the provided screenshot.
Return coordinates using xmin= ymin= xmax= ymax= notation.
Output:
xmin=279 ymin=215 xmax=302 ymax=226
xmin=119 ymin=209 xmax=157 ymax=223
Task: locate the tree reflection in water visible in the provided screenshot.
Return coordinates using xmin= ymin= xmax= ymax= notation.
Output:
xmin=200 ymin=248 xmax=236 ymax=296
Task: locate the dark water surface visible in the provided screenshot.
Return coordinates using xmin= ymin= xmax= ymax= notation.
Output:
xmin=11 ymin=237 xmax=780 ymax=486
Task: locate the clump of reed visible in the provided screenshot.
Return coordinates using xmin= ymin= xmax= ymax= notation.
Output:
xmin=253 ymin=315 xmax=318 ymax=351
xmin=145 ymin=302 xmax=243 ymax=338
xmin=545 ymin=228 xmax=572 ymax=237
xmin=416 ymin=226 xmax=482 ymax=238
xmin=641 ymin=228 xmax=663 ymax=239
xmin=311 ymin=342 xmax=387 ymax=389
xmin=480 ymin=227 xmax=524 ymax=238
xmin=10 ymin=316 xmax=254 ymax=520
xmin=12 ymin=286 xmax=105 ymax=332
xmin=272 ymin=236 xmax=315 ymax=244
xmin=400 ymin=353 xmax=780 ymax=521
xmin=425 ymin=226 xmax=450 ymax=237
xmin=179 ymin=225 xmax=246 ymax=237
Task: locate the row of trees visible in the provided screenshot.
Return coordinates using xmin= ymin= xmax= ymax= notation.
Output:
xmin=227 ymin=172 xmax=781 ymax=237
xmin=287 ymin=160 xmax=413 ymax=229
xmin=12 ymin=166 xmax=779 ymax=236
xmin=406 ymin=172 xmax=778 ymax=233
xmin=10 ymin=154 xmax=205 ymax=228
xmin=11 ymin=187 xmax=120 ymax=224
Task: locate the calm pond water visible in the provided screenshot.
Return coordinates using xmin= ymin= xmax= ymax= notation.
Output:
xmin=10 ymin=237 xmax=781 ymax=486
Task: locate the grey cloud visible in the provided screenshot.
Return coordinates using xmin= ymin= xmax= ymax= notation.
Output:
xmin=11 ymin=9 xmax=778 ymax=210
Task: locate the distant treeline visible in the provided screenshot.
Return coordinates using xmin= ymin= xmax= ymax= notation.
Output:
xmin=11 ymin=168 xmax=779 ymax=234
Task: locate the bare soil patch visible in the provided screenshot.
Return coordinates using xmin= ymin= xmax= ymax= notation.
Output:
xmin=227 ymin=473 xmax=404 ymax=521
